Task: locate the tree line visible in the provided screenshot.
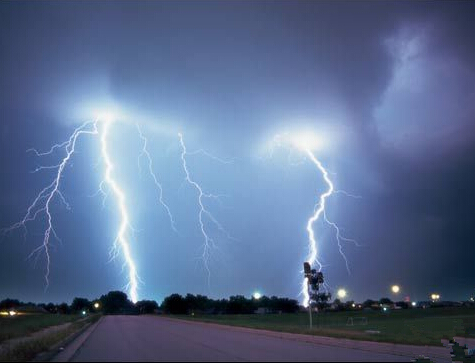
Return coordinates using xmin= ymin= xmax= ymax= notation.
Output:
xmin=0 ymin=292 xmax=299 ymax=315
xmin=161 ymin=294 xmax=300 ymax=314
xmin=0 ymin=292 xmax=158 ymax=315
xmin=2 ymin=292 xmax=472 ymax=315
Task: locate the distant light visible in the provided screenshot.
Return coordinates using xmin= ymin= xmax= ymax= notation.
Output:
xmin=337 ymin=289 xmax=347 ymax=299
xmin=8 ymin=311 xmax=17 ymax=316
xmin=93 ymin=302 xmax=100 ymax=309
xmin=430 ymin=293 xmax=440 ymax=301
xmin=351 ymin=303 xmax=356 ymax=308
xmin=470 ymin=297 xmax=474 ymax=302
xmin=391 ymin=285 xmax=400 ymax=294
xmin=383 ymin=307 xmax=388 ymax=312
xmin=253 ymin=292 xmax=262 ymax=300
xmin=0 ymin=311 xmax=9 ymax=316
xmin=82 ymin=310 xmax=86 ymax=315
xmin=412 ymin=302 xmax=417 ymax=307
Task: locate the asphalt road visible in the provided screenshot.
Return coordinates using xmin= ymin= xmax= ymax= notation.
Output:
xmin=67 ymin=315 xmax=414 ymax=362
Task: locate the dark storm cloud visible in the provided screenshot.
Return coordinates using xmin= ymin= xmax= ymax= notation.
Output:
xmin=0 ymin=1 xmax=474 ymax=303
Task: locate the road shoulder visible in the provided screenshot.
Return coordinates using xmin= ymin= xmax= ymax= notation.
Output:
xmin=50 ymin=316 xmax=103 ymax=362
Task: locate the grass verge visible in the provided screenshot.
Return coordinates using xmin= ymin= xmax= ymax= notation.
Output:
xmin=0 ymin=314 xmax=100 ymax=362
xmin=0 ymin=314 xmax=82 ymax=343
xmin=169 ymin=307 xmax=475 ymax=347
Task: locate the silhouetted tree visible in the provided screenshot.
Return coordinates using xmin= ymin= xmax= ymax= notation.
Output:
xmin=313 ymin=292 xmax=331 ymax=310
xmin=58 ymin=302 xmax=70 ymax=314
xmin=136 ymin=300 xmax=159 ymax=314
xmin=379 ymin=297 xmax=393 ymax=305
xmin=162 ymin=294 xmax=188 ymax=314
xmin=100 ymin=291 xmax=134 ymax=314
xmin=266 ymin=297 xmax=299 ymax=313
xmin=71 ymin=297 xmax=92 ymax=312
xmin=45 ymin=303 xmax=57 ymax=313
xmin=396 ymin=301 xmax=409 ymax=309
xmin=363 ymin=299 xmax=377 ymax=308
xmin=226 ymin=295 xmax=255 ymax=314
xmin=185 ymin=294 xmax=210 ymax=312
xmin=0 ymin=298 xmax=21 ymax=310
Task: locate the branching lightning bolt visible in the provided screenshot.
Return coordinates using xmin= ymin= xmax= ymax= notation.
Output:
xmin=178 ymin=133 xmax=232 ymax=285
xmin=300 ymin=148 xmax=360 ymax=307
xmin=301 ymin=149 xmax=332 ymax=307
xmin=99 ymin=120 xmax=139 ymax=303
xmin=1 ymin=121 xmax=98 ymax=288
xmin=265 ymin=132 xmax=359 ymax=307
xmin=2 ymin=118 xmax=144 ymax=302
xmin=136 ymin=124 xmax=177 ymax=233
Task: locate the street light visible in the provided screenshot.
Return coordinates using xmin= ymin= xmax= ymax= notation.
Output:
xmin=93 ymin=302 xmax=100 ymax=309
xmin=391 ymin=285 xmax=400 ymax=294
xmin=430 ymin=293 xmax=440 ymax=301
xmin=337 ymin=289 xmax=347 ymax=299
xmin=253 ymin=292 xmax=262 ymax=300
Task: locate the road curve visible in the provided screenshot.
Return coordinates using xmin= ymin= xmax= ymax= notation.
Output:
xmin=69 ymin=315 xmax=410 ymax=362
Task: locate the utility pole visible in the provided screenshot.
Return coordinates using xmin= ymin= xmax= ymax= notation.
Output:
xmin=307 ymin=278 xmax=313 ymax=329
xmin=303 ymin=262 xmax=313 ymax=329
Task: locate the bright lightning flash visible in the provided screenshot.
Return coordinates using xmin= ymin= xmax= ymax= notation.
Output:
xmin=301 ymin=148 xmax=333 ymax=307
xmin=100 ymin=120 xmax=139 ymax=303
xmin=2 ymin=117 xmax=145 ymax=303
xmin=268 ymin=131 xmax=359 ymax=308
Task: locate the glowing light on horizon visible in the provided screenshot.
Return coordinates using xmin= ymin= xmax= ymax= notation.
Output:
xmin=431 ymin=293 xmax=440 ymax=301
xmin=391 ymin=285 xmax=400 ymax=294
xmin=253 ymin=291 xmax=262 ymax=300
xmin=337 ymin=288 xmax=347 ymax=299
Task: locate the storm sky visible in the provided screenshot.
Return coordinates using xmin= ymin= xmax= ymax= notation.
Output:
xmin=1 ymin=0 xmax=474 ymax=304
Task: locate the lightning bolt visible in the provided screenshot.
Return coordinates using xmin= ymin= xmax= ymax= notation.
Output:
xmin=99 ymin=120 xmax=139 ymax=303
xmin=1 ymin=121 xmax=98 ymax=288
xmin=178 ymin=132 xmax=232 ymax=285
xmin=264 ymin=132 xmax=358 ymax=307
xmin=2 ymin=118 xmax=143 ymax=302
xmin=136 ymin=124 xmax=177 ymax=233
xmin=301 ymin=149 xmax=332 ymax=307
xmin=301 ymin=148 xmax=360 ymax=307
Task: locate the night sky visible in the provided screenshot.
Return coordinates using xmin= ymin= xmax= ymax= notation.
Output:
xmin=1 ymin=1 xmax=474 ymax=305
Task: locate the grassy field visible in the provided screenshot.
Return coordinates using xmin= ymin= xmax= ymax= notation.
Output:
xmin=0 ymin=314 xmax=82 ymax=343
xmin=0 ymin=314 xmax=100 ymax=362
xmin=172 ymin=307 xmax=475 ymax=347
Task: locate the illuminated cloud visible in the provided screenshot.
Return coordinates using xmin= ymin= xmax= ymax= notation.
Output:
xmin=374 ymin=24 xmax=475 ymax=155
